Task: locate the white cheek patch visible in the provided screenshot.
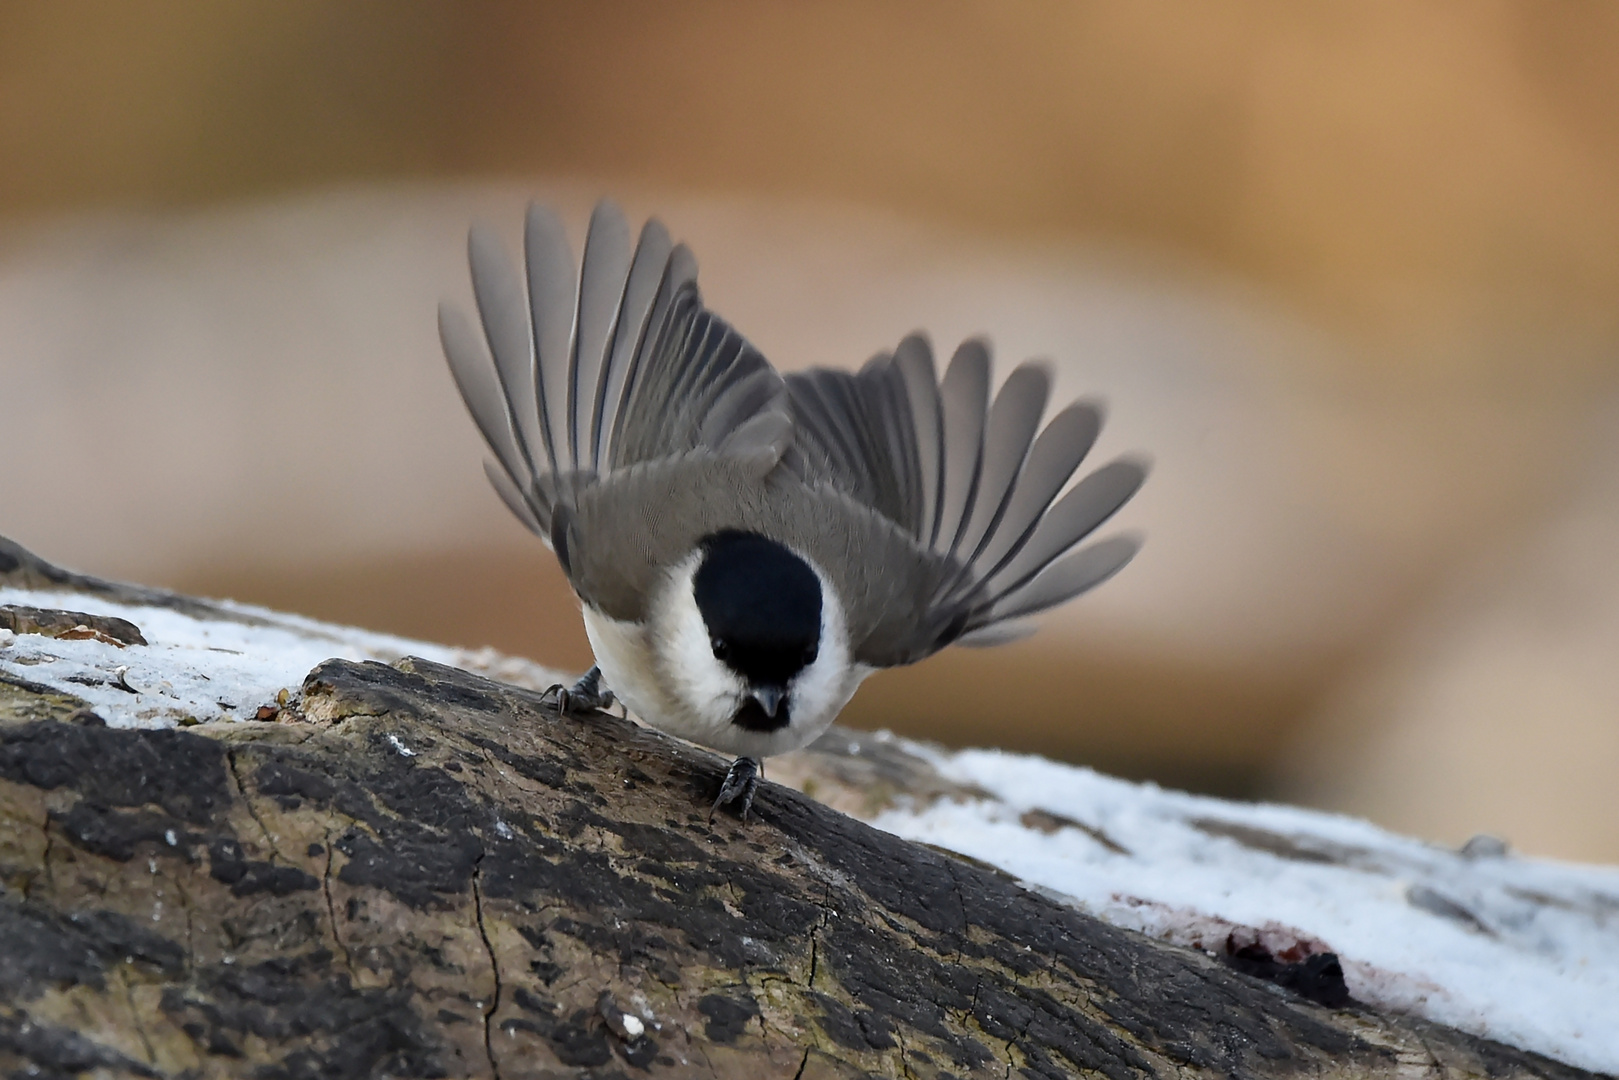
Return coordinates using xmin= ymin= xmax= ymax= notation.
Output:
xmin=785 ymin=566 xmax=863 ymax=736
xmin=648 ymin=551 xmax=747 ymax=731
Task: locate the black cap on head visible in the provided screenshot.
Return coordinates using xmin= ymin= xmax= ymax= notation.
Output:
xmin=694 ymin=531 xmax=823 ymax=703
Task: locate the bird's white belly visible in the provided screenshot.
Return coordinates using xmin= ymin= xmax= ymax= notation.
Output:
xmin=580 ymin=607 xmax=675 ymax=734
xmin=580 ymin=605 xmax=862 ymax=759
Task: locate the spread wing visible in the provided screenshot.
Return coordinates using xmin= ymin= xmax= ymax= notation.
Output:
xmin=783 ymin=334 xmax=1146 ymax=667
xmin=439 ymin=200 xmax=793 ymax=577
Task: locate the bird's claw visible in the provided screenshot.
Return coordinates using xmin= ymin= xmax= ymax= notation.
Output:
xmin=710 ymin=756 xmax=762 ymax=823
xmin=543 ymin=665 xmax=616 ymax=716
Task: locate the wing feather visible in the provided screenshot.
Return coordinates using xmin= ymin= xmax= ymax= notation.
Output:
xmin=443 ymin=201 xmax=788 ymax=586
xmin=954 ymin=619 xmax=1037 ymax=647
xmin=894 ymin=334 xmax=943 ymax=542
xmin=607 ymin=245 xmax=699 ymax=465
xmin=786 ymin=360 xmax=919 ymax=529
xmin=483 ymin=459 xmax=546 ymax=537
xmin=936 ymin=339 xmax=990 ymax=554
xmin=862 ymin=356 xmax=924 ymax=534
xmin=981 ymin=457 xmax=1147 ymax=595
xmin=592 ymin=218 xmax=672 ymax=471
xmin=524 ymin=206 xmax=577 ymax=471
xmin=968 ymin=402 xmax=1102 ymax=577
xmin=717 ymin=407 xmax=794 ymax=462
xmin=784 ymin=341 xmax=1142 ymax=668
xmin=468 ymin=224 xmax=548 ymax=472
xmin=438 ymin=302 xmax=532 ymax=500
xmin=703 ymin=368 xmax=787 ymax=449
xmin=984 ymin=534 xmax=1142 ymax=622
xmin=953 ymin=363 xmax=1049 ymax=562
xmin=572 ymin=202 xmax=632 ymax=468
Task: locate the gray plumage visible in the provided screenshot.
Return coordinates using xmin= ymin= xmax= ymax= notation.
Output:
xmin=441 ymin=200 xmax=1145 ymax=672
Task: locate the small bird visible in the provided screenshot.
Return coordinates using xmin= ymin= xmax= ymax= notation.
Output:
xmin=440 ymin=201 xmax=1146 ymax=820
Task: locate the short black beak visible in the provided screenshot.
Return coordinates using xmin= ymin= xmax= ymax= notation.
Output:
xmin=750 ymin=685 xmax=785 ymax=718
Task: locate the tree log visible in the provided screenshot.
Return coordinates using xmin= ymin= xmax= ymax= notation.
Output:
xmin=0 ymin=543 xmax=1602 ymax=1078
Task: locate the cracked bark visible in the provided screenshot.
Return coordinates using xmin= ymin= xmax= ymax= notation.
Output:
xmin=120 ymin=969 xmax=157 ymax=1067
xmin=0 ymin=545 xmax=1607 ymax=1079
xmin=319 ymin=830 xmax=355 ymax=976
xmin=471 ymin=858 xmax=503 ymax=1080
xmin=225 ymin=748 xmax=286 ymax=863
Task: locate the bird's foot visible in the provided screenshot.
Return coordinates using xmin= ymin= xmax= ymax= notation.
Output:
xmin=710 ymin=757 xmax=762 ymax=823
xmin=543 ymin=665 xmax=616 ymax=717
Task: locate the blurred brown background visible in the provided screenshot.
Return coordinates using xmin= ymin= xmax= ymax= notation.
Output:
xmin=5 ymin=2 xmax=1619 ymax=860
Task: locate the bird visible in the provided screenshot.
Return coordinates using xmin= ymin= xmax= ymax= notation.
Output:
xmin=439 ymin=200 xmax=1147 ymax=821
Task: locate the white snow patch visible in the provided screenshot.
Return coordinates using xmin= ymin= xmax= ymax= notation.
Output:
xmin=0 ymin=586 xmax=566 ymax=727
xmin=868 ymin=744 xmax=1619 ymax=1074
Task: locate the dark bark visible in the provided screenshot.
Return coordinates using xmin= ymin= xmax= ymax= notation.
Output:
xmin=0 ymin=537 xmax=1602 ymax=1079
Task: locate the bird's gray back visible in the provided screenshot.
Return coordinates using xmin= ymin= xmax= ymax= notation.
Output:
xmin=562 ymin=453 xmax=958 ymax=666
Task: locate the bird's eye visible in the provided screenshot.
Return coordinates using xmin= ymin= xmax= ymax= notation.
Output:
xmin=802 ymin=644 xmax=818 ymax=665
xmin=711 ymin=638 xmax=730 ymax=661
